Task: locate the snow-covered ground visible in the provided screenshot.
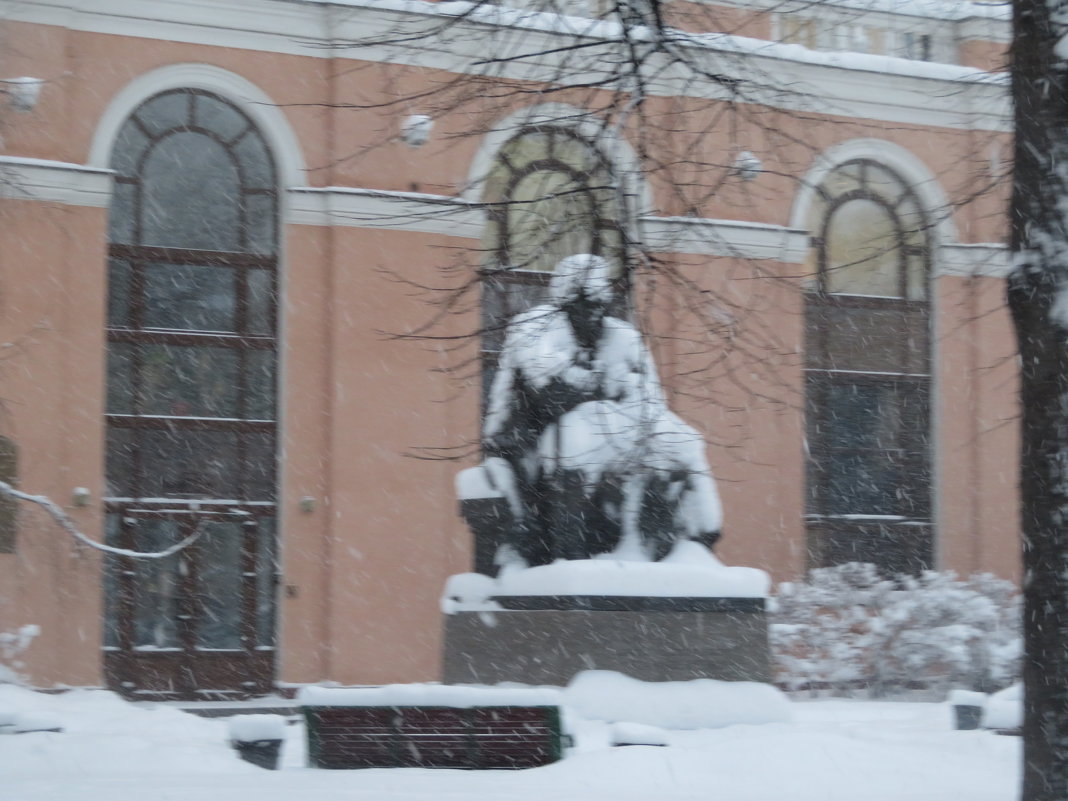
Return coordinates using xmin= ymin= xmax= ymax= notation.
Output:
xmin=0 ymin=684 xmax=1019 ymax=801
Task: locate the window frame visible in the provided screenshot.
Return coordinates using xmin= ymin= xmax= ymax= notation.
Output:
xmin=804 ymin=158 xmax=934 ymax=575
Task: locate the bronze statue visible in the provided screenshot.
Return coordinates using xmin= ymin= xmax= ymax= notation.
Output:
xmin=462 ymin=254 xmax=722 ymax=572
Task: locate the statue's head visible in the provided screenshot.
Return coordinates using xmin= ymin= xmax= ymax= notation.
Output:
xmin=551 ymin=254 xmax=613 ymax=350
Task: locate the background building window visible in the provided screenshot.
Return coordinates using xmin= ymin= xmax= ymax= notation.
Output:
xmin=804 ymin=159 xmax=932 ymax=575
xmin=902 ymin=32 xmax=933 ymax=61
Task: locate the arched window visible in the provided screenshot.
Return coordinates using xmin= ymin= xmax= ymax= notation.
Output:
xmin=804 ymin=159 xmax=932 ymax=574
xmin=480 ymin=127 xmax=625 ymax=397
xmin=0 ymin=437 xmax=16 ymax=553
xmin=102 ymin=89 xmax=279 ymax=698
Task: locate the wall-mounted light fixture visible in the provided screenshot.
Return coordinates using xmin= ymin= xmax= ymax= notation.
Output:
xmin=72 ymin=487 xmax=91 ymax=507
xmin=1 ymin=78 xmax=43 ymax=113
xmin=732 ymin=150 xmax=763 ymax=182
xmin=400 ymin=114 xmax=433 ymax=147
xmin=299 ymin=495 xmax=316 ymax=513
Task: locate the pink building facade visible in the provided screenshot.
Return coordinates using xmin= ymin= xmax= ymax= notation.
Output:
xmin=0 ymin=0 xmax=1017 ymax=697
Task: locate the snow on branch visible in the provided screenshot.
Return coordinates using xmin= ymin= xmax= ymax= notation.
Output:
xmin=0 ymin=480 xmax=203 ymax=559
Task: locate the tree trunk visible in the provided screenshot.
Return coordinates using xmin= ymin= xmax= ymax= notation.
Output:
xmin=1009 ymin=3 xmax=1068 ymax=798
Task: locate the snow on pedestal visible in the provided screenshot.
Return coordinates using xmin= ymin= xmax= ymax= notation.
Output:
xmin=443 ymin=542 xmax=768 ymax=614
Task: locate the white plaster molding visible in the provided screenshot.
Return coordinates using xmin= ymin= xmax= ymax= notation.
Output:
xmin=6 ymin=0 xmax=1011 ymax=132
xmin=707 ymin=0 xmax=1009 ymax=24
xmin=0 ymin=156 xmax=113 ymax=207
xmin=287 ymin=184 xmax=808 ymax=263
xmin=937 ymin=242 xmax=1009 ymax=278
xmin=287 ymin=186 xmax=484 ymax=238
xmin=640 ymin=216 xmax=809 ymax=262
xmin=87 ymin=63 xmax=307 ymax=188
xmin=957 ymin=15 xmax=1012 ymax=44
xmin=789 ymin=137 xmax=959 ymax=246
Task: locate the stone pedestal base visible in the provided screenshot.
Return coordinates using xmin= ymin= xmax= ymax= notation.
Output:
xmin=443 ymin=596 xmax=769 ymax=686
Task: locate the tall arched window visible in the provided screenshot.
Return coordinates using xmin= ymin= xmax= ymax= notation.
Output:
xmin=103 ymin=89 xmax=279 ymax=699
xmin=804 ymin=159 xmax=932 ymax=574
xmin=480 ymin=127 xmax=625 ymax=398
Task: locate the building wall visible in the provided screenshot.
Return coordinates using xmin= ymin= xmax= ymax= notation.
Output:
xmin=0 ymin=0 xmax=1019 ymax=689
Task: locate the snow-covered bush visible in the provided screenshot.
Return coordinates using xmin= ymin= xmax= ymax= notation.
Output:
xmin=0 ymin=624 xmax=39 ymax=684
xmin=770 ymin=564 xmax=1020 ymax=696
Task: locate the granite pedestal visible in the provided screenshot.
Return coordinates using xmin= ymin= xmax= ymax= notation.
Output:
xmin=443 ymin=595 xmax=769 ymax=686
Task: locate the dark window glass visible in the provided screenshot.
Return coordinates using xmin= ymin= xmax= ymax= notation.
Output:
xmin=245 ymin=194 xmax=276 ymax=255
xmin=194 ymin=94 xmax=249 ymax=143
xmin=131 ymin=518 xmax=183 ymax=649
xmin=138 ymin=429 xmax=240 ymax=498
xmin=108 ymin=183 xmax=136 ymax=244
xmin=141 ymin=133 xmax=241 ymax=251
xmin=102 ymin=514 xmax=122 ymax=648
xmin=109 ymin=123 xmax=150 ymax=178
xmin=243 ymin=432 xmax=277 ymax=501
xmin=106 ymin=343 xmax=135 ymax=415
xmin=247 ymin=269 xmax=275 ymax=335
xmin=196 ymin=520 xmax=244 ymax=649
xmin=105 ymin=429 xmax=135 ymax=497
xmin=106 ymin=259 xmax=133 ymax=327
xmin=143 ymin=263 xmax=236 ymax=332
xmin=255 ymin=517 xmax=277 ymax=647
xmin=246 ymin=350 xmax=277 ymax=420
xmin=233 ymin=133 xmax=274 ymax=191
xmin=134 ymin=92 xmax=192 ymax=138
xmin=139 ymin=345 xmax=240 ymax=418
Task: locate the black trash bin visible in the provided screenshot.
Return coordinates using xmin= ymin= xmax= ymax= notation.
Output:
xmin=948 ymin=690 xmax=986 ymax=731
xmin=953 ymin=705 xmax=983 ymax=731
xmin=228 ymin=714 xmax=288 ymax=770
xmin=233 ymin=738 xmax=283 ymax=770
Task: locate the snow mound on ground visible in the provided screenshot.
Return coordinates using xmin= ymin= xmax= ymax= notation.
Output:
xmin=610 ymin=721 xmax=670 ymax=746
xmin=228 ymin=715 xmax=287 ymax=743
xmin=983 ymin=683 xmax=1022 ymax=730
xmin=564 ymin=671 xmax=791 ymax=730
xmin=0 ymin=682 xmax=1022 ymax=801
xmin=0 ymin=684 xmax=256 ymax=779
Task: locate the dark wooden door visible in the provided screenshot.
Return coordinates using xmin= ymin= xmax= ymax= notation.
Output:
xmin=103 ymin=505 xmax=277 ymax=700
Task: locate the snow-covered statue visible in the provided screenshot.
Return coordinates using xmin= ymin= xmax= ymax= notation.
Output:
xmin=459 ymin=254 xmax=722 ymax=572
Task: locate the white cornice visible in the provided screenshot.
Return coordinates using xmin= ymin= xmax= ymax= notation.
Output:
xmin=0 ymin=156 xmax=113 ymax=207
xmin=0 ymin=160 xmax=1002 ymax=272
xmin=938 ymin=242 xmax=1008 ymax=278
xmin=4 ymin=0 xmax=1010 ymax=132
xmin=957 ymin=15 xmax=1012 ymax=44
xmin=287 ymin=185 xmax=810 ymax=262
xmin=706 ymin=0 xmax=1010 ymax=23
xmin=287 ymin=186 xmax=485 ymax=238
xmin=640 ymin=215 xmax=809 ymax=262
